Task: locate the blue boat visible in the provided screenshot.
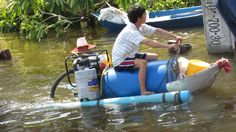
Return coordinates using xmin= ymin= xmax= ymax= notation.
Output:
xmin=92 ymin=6 xmax=203 ymax=33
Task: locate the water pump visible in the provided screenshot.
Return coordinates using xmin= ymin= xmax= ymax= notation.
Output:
xmin=71 ymin=50 xmax=110 ymax=101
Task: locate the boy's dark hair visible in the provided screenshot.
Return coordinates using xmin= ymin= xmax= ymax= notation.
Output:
xmin=127 ymin=5 xmax=146 ymax=23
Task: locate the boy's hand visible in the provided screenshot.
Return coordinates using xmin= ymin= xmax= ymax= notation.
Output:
xmin=175 ymin=36 xmax=183 ymax=45
xmin=168 ymin=44 xmax=178 ymax=51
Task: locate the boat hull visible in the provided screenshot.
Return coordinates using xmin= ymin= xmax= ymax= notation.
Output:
xmin=166 ymin=64 xmax=220 ymax=94
xmin=147 ymin=14 xmax=202 ymax=29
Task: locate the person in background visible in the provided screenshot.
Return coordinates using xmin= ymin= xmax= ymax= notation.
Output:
xmin=112 ymin=5 xmax=183 ymax=95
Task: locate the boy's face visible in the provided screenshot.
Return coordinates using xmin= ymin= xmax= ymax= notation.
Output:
xmin=139 ymin=12 xmax=147 ymax=23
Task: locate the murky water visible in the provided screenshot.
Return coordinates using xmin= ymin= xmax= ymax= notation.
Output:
xmin=1 ymin=28 xmax=236 ymax=131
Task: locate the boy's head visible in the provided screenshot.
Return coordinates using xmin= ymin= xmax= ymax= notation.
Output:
xmin=127 ymin=5 xmax=146 ymax=23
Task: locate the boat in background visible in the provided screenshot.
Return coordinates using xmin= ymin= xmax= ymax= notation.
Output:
xmin=92 ymin=6 xmax=203 ymax=33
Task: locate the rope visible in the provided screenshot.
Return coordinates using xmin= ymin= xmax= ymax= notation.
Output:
xmin=166 ymin=59 xmax=171 ymax=83
xmin=178 ymin=91 xmax=182 ymax=103
xmin=166 ymin=57 xmax=179 ymax=84
xmin=162 ymin=93 xmax=166 ymax=103
xmin=99 ymin=66 xmax=110 ymax=98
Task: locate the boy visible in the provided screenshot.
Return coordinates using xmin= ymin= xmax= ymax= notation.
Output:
xmin=112 ymin=5 xmax=182 ymax=95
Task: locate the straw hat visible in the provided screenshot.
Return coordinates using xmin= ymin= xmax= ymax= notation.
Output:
xmin=71 ymin=37 xmax=96 ymax=53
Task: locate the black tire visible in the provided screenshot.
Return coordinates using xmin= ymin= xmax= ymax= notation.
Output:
xmin=50 ymin=70 xmax=74 ymax=98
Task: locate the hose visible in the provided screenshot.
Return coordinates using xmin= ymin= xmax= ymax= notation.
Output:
xmin=50 ymin=69 xmax=74 ymax=98
xmin=166 ymin=57 xmax=179 ymax=83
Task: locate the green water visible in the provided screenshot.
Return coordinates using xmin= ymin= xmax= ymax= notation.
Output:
xmin=0 ymin=28 xmax=236 ymax=131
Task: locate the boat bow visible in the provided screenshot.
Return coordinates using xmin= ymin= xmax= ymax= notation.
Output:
xmin=167 ymin=64 xmax=220 ymax=94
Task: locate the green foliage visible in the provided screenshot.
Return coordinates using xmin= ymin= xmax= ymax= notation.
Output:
xmin=114 ymin=0 xmax=201 ymax=11
xmin=0 ymin=0 xmax=50 ymax=41
xmin=0 ymin=9 xmax=16 ymax=32
xmin=0 ymin=20 xmax=14 ymax=33
xmin=114 ymin=0 xmax=132 ymax=11
xmin=0 ymin=0 xmax=100 ymax=41
xmin=69 ymin=0 xmax=94 ymax=15
xmin=47 ymin=0 xmax=67 ymax=14
xmin=149 ymin=0 xmax=201 ymax=11
xmin=20 ymin=15 xmax=48 ymax=41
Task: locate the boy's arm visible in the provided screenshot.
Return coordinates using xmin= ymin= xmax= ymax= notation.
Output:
xmin=142 ymin=38 xmax=177 ymax=49
xmin=155 ymin=28 xmax=182 ymax=44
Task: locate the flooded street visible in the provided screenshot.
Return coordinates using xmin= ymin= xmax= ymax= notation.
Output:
xmin=1 ymin=27 xmax=236 ymax=131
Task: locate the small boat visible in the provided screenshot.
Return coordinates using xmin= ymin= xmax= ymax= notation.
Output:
xmin=92 ymin=6 xmax=203 ymax=32
xmin=50 ymin=50 xmax=231 ymax=107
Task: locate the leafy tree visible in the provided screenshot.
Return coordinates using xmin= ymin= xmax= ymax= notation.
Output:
xmin=114 ymin=0 xmax=201 ymax=11
xmin=0 ymin=0 xmax=105 ymax=41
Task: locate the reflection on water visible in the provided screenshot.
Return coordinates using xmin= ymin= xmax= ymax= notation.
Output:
xmin=1 ymin=28 xmax=236 ymax=131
